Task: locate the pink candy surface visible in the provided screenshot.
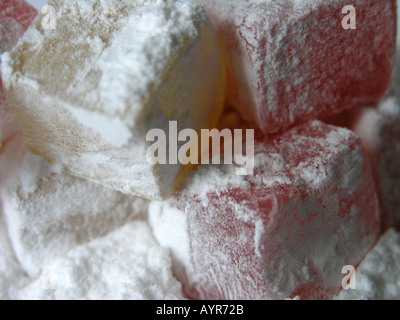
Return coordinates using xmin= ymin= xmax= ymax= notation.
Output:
xmin=150 ymin=121 xmax=380 ymax=300
xmin=199 ymin=0 xmax=396 ymax=134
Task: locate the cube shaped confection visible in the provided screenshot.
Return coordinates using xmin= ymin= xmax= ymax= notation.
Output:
xmin=149 ymin=121 xmax=380 ymax=300
xmin=15 ymin=221 xmax=184 ymax=300
xmin=0 ymin=0 xmax=37 ymax=146
xmin=351 ymin=98 xmax=400 ymax=231
xmin=336 ymin=229 xmax=400 ymax=300
xmin=0 ymin=133 xmax=148 ymax=277
xmin=1 ymin=0 xmax=226 ymax=200
xmin=198 ymin=0 xmax=396 ymax=134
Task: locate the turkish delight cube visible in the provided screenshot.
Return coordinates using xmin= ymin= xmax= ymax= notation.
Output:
xmin=1 ymin=0 xmax=226 ymax=200
xmin=0 ymin=133 xmax=148 ymax=277
xmin=150 ymin=120 xmax=380 ymax=300
xmin=14 ymin=221 xmax=184 ymax=300
xmin=198 ymin=0 xmax=396 ymax=133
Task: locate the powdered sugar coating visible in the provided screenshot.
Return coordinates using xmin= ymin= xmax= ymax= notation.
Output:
xmin=2 ymin=0 xmax=225 ymax=200
xmin=13 ymin=221 xmax=184 ymax=300
xmin=336 ymin=229 xmax=400 ymax=300
xmin=0 ymin=134 xmax=148 ymax=277
xmin=0 ymin=210 xmax=30 ymax=299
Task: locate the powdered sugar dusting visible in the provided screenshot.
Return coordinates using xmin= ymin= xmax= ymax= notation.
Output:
xmin=14 ymin=221 xmax=184 ymax=300
xmin=2 ymin=0 xmax=225 ymax=200
xmin=336 ymin=229 xmax=400 ymax=300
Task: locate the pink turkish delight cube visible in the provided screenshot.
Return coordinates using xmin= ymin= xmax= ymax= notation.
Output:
xmin=198 ymin=0 xmax=396 ymax=133
xmin=149 ymin=120 xmax=380 ymax=300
